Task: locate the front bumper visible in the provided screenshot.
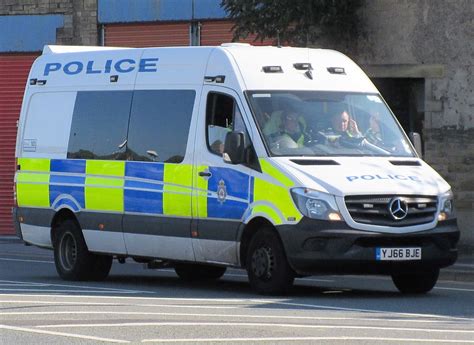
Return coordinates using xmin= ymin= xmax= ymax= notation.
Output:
xmin=277 ymin=218 xmax=459 ymax=275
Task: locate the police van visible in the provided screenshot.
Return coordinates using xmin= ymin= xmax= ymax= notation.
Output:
xmin=14 ymin=44 xmax=459 ymax=294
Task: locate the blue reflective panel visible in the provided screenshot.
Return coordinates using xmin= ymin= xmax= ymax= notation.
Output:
xmin=50 ymin=159 xmax=86 ymax=173
xmin=50 ymin=186 xmax=85 ymax=209
xmin=125 ymin=162 xmax=164 ymax=181
xmin=53 ymin=199 xmax=80 ymax=212
xmin=207 ymin=198 xmax=248 ymax=220
xmin=124 ymin=189 xmax=163 ymax=214
xmin=208 ymin=167 xmax=249 ymax=201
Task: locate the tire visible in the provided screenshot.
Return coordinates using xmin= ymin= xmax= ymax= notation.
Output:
xmin=246 ymin=228 xmax=294 ymax=295
xmin=88 ymin=254 xmax=113 ymax=281
xmin=53 ymin=219 xmax=112 ymax=281
xmin=175 ymin=263 xmax=227 ymax=281
xmin=391 ymin=269 xmax=440 ymax=294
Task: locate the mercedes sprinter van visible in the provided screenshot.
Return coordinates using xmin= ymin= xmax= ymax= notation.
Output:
xmin=13 ymin=44 xmax=459 ymax=294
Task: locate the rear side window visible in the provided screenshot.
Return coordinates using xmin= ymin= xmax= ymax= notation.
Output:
xmin=127 ymin=90 xmax=195 ymax=163
xmin=67 ymin=91 xmax=132 ymax=160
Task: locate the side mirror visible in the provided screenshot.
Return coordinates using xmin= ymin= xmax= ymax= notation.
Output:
xmin=408 ymin=132 xmax=423 ymax=158
xmin=223 ymin=131 xmax=245 ymax=164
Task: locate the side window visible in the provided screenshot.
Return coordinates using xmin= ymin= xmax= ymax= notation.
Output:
xmin=206 ymin=93 xmax=234 ymax=155
xmin=127 ymin=90 xmax=195 ymax=163
xmin=67 ymin=91 xmax=132 ymax=160
xmin=206 ymin=92 xmax=259 ymax=170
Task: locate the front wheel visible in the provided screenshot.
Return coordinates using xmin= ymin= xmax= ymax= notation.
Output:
xmin=246 ymin=228 xmax=294 ymax=295
xmin=53 ymin=219 xmax=112 ymax=281
xmin=391 ymin=269 xmax=439 ymax=294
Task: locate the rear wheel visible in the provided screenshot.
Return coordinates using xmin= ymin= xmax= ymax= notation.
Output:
xmin=246 ymin=228 xmax=294 ymax=295
xmin=174 ymin=263 xmax=226 ymax=281
xmin=53 ymin=219 xmax=112 ymax=281
xmin=391 ymin=269 xmax=439 ymax=294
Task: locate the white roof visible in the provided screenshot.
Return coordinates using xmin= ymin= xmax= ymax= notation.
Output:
xmin=31 ymin=44 xmax=377 ymax=94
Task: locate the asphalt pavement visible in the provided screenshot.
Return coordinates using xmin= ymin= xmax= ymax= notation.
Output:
xmin=1 ymin=236 xmax=473 ymax=344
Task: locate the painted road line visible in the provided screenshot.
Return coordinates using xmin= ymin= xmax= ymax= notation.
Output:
xmin=0 ymin=300 xmax=239 ymax=309
xmin=0 ymin=289 xmax=154 ymax=293
xmin=37 ymin=322 xmax=474 ymax=334
xmin=1 ymin=293 xmax=472 ymax=321
xmin=254 ymin=299 xmax=474 ymax=321
xmin=0 ymin=294 xmax=251 ymax=303
xmin=0 ymin=257 xmax=53 ymax=264
xmin=0 ymin=324 xmax=129 ymax=344
xmin=141 ymin=336 xmax=474 ymax=343
xmin=0 ymin=311 xmax=464 ymax=324
xmin=435 ymin=287 xmax=474 ymax=292
xmin=0 ymin=280 xmax=155 ymax=294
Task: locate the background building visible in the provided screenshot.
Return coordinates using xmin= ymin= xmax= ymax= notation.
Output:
xmin=0 ymin=0 xmax=472 ymax=251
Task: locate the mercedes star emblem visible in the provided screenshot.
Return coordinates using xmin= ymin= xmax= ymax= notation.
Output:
xmin=389 ymin=198 xmax=409 ymax=220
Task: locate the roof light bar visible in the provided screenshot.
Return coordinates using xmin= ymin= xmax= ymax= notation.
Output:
xmin=204 ymin=75 xmax=226 ymax=83
xmin=293 ymin=63 xmax=312 ymax=70
xmin=327 ymin=67 xmax=346 ymax=74
xmin=262 ymin=66 xmax=283 ymax=73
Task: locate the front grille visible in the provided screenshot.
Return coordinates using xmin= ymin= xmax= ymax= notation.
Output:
xmin=345 ymin=195 xmax=438 ymax=227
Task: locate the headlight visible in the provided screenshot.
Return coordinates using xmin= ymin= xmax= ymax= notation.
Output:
xmin=291 ymin=188 xmax=342 ymax=221
xmin=438 ymin=190 xmax=455 ymax=221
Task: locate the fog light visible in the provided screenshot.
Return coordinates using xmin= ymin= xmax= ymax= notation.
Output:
xmin=438 ymin=212 xmax=447 ymax=221
xmin=328 ymin=212 xmax=342 ymax=221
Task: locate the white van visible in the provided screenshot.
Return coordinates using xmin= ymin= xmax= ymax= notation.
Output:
xmin=14 ymin=44 xmax=459 ymax=294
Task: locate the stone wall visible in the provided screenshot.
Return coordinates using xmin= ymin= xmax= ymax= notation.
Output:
xmin=354 ymin=0 xmax=474 ymax=249
xmin=0 ymin=0 xmax=97 ymax=46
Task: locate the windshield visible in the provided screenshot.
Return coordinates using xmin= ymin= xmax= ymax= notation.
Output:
xmin=246 ymin=91 xmax=415 ymax=157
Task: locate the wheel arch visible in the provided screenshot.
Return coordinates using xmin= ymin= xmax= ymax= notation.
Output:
xmin=50 ymin=208 xmax=80 ymax=246
xmin=239 ymin=216 xmax=281 ymax=268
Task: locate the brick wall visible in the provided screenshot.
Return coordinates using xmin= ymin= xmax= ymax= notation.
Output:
xmin=0 ymin=0 xmax=97 ymax=46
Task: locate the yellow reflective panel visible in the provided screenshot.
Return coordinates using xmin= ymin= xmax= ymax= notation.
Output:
xmin=18 ymin=158 xmax=50 ymax=172
xmin=253 ymin=177 xmax=302 ymax=224
xmin=163 ymin=164 xmax=192 ymax=217
xmin=86 ymin=160 xmax=125 ymax=177
xmin=259 ymin=159 xmax=294 ymax=187
xmin=16 ymin=172 xmax=50 ymax=207
xmin=251 ymin=204 xmax=282 ymax=225
xmin=85 ymin=161 xmax=125 ymax=212
xmin=85 ymin=184 xmax=124 ymax=212
xmin=194 ymin=165 xmax=208 ymax=218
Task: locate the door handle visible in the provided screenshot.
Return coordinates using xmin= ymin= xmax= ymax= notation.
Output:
xmin=198 ymin=171 xmax=212 ymax=177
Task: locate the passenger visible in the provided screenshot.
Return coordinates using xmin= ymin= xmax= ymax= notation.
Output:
xmin=331 ymin=110 xmax=361 ymax=137
xmin=365 ymin=111 xmax=383 ymax=145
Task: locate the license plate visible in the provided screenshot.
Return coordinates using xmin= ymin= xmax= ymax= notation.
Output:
xmin=376 ymin=247 xmax=421 ymax=261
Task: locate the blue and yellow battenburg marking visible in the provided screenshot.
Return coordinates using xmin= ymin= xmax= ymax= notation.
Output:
xmin=16 ymin=158 xmax=253 ymax=221
xmin=16 ymin=157 xmax=301 ymax=224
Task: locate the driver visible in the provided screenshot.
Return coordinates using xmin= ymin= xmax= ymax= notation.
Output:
xmin=281 ymin=110 xmax=307 ymax=147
